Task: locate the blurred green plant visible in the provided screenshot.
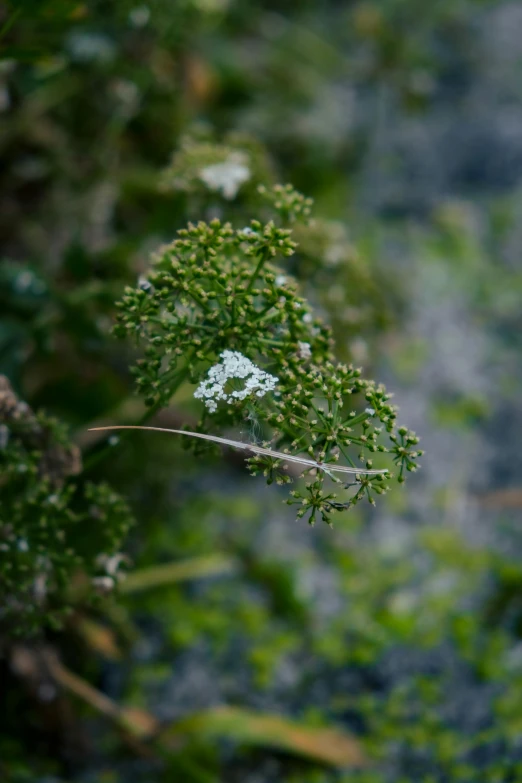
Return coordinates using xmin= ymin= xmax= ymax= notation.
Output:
xmin=0 ymin=376 xmax=133 ymax=633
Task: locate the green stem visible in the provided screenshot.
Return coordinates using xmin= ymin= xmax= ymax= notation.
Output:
xmin=245 ymin=249 xmax=269 ymax=295
xmin=0 ymin=7 xmax=21 ymax=41
xmin=253 ymin=303 xmax=279 ymax=322
xmin=338 ymin=444 xmax=358 ymax=470
xmin=257 ymin=337 xmax=285 ymax=348
xmin=342 ymin=411 xmax=372 ymax=428
xmin=310 ymin=402 xmax=328 ymax=424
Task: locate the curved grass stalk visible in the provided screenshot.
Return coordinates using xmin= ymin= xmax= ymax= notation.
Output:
xmin=88 ymin=425 xmax=388 ymax=476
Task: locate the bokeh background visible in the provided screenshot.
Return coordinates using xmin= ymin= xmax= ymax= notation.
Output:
xmin=2 ymin=1 xmax=522 ymax=781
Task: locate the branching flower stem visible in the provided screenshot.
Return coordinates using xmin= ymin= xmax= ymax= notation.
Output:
xmin=245 ymin=248 xmax=270 ymax=295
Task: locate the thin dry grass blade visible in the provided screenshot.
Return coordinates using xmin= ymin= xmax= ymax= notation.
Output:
xmin=45 ymin=651 xmax=159 ymax=740
xmin=88 ymin=425 xmax=388 ymax=475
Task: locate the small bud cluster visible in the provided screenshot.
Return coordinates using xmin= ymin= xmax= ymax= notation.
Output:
xmin=115 ymin=186 xmax=422 ymax=524
xmin=257 ymin=183 xmax=313 ymax=224
xmin=114 ymin=217 xmax=332 ymax=409
xmin=0 ymin=377 xmax=133 ymax=634
xmin=291 ymin=217 xmax=396 ymax=342
xmin=244 ymin=361 xmax=422 ymax=524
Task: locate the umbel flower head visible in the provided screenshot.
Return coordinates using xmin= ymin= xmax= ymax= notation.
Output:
xmin=114 ymin=184 xmax=422 ymax=524
xmin=114 ymin=214 xmax=332 ymax=410
xmin=194 ymin=350 xmax=278 ymax=413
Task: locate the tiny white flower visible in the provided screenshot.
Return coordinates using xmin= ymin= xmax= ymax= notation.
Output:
xmin=303 ymin=312 xmax=313 ymax=324
xmin=129 ymin=5 xmax=150 ymax=27
xmin=297 ymin=341 xmax=312 ymax=360
xmin=365 ymin=407 xmax=376 ymax=417
xmin=14 ymin=271 xmax=34 ymax=293
xmin=96 ymin=552 xmax=128 ymax=578
xmin=92 ymin=576 xmax=115 ymax=592
xmin=67 ymin=32 xmax=115 ymax=64
xmin=138 ymin=275 xmax=153 ymax=292
xmin=275 ymin=275 xmax=287 ymax=286
xmin=194 ymin=350 xmax=278 ymax=412
xmin=112 ymin=79 xmax=140 ymax=110
xmin=199 ymin=153 xmax=251 ymax=199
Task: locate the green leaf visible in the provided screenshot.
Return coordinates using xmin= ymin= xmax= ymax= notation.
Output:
xmin=120 ymin=554 xmax=238 ymax=593
xmin=161 ymin=706 xmax=366 ymax=768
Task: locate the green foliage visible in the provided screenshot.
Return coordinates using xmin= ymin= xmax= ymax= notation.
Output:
xmin=1 ymin=0 xmax=522 ymax=781
xmin=0 ymin=376 xmax=133 ymax=633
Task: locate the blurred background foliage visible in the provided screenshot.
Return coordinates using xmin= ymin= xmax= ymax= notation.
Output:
xmin=1 ymin=0 xmax=522 ymax=780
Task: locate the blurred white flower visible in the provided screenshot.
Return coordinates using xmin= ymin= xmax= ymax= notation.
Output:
xmin=96 ymin=552 xmax=128 ymax=578
xmin=138 ymin=275 xmax=154 ymax=292
xmin=92 ymin=576 xmax=115 ymax=592
xmin=297 ymin=341 xmax=312 ymax=359
xmin=111 ymin=79 xmax=141 ymax=116
xmin=128 ymin=5 xmax=150 ymax=27
xmin=199 ymin=153 xmax=250 ymax=199
xmin=67 ymin=32 xmax=115 ymax=64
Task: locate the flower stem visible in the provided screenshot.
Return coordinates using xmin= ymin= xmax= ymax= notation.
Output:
xmin=245 ymin=249 xmax=269 ymax=295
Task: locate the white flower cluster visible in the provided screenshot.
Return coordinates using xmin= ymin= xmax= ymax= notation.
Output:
xmin=92 ymin=552 xmax=129 ymax=593
xmin=199 ymin=152 xmax=251 ymax=199
xmin=297 ymin=341 xmax=312 ymax=359
xmin=194 ymin=350 xmax=278 ymax=413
